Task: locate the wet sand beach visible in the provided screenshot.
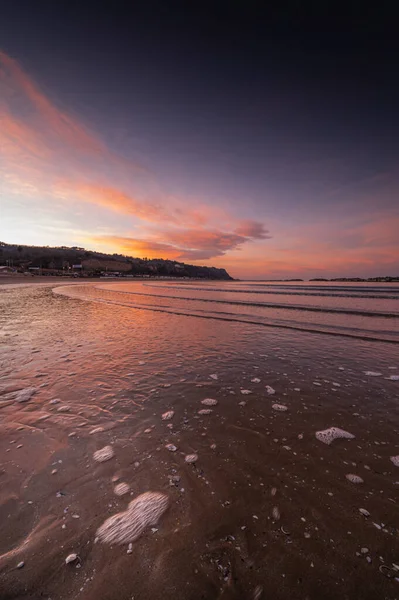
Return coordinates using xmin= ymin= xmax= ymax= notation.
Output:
xmin=0 ymin=281 xmax=398 ymax=600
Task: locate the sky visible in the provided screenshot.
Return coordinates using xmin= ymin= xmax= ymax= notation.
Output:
xmin=1 ymin=1 xmax=398 ymax=279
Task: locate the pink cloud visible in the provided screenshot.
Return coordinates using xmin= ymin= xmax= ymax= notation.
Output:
xmin=89 ymin=224 xmax=271 ymax=261
xmin=1 ymin=50 xmax=270 ymax=264
xmin=234 ymin=220 xmax=271 ymax=239
xmin=0 ymin=50 xmax=105 ymax=155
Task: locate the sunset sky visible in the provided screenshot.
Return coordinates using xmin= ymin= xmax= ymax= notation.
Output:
xmin=1 ymin=2 xmax=398 ymax=279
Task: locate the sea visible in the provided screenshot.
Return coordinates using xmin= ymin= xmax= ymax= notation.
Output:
xmin=80 ymin=279 xmax=399 ymax=343
xmin=0 ymin=279 xmax=398 ymax=600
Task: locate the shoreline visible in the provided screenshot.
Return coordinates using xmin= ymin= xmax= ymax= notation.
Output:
xmin=0 ymin=275 xmax=230 ymax=287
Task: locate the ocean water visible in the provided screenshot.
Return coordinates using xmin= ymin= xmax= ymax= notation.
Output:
xmin=0 ymin=280 xmax=398 ymax=600
xmin=64 ymin=279 xmax=399 ymax=343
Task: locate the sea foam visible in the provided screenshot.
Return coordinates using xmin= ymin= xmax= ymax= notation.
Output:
xmin=315 ymin=427 xmax=355 ymax=445
xmin=96 ymin=492 xmax=169 ymax=544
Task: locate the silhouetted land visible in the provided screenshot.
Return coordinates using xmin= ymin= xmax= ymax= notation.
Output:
xmin=0 ymin=242 xmax=233 ymax=280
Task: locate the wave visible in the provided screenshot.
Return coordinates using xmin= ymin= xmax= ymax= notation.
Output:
xmin=239 ymin=283 xmax=399 ymax=292
xmin=143 ymin=283 xmax=399 ymax=301
xmin=53 ymin=286 xmax=399 ymax=344
xmin=98 ymin=286 xmax=399 ymax=318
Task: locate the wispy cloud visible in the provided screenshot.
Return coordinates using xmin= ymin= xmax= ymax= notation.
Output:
xmin=234 ymin=220 xmax=271 ymax=239
xmin=0 ymin=50 xmax=105 ymax=156
xmin=57 ymin=182 xmax=217 ymax=227
xmin=89 ymin=222 xmax=271 ymax=261
xmin=0 ymin=50 xmax=269 ymax=264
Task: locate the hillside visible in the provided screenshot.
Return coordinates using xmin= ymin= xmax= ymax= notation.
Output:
xmin=0 ymin=243 xmax=233 ymax=280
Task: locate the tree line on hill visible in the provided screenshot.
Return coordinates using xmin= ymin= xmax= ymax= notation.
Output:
xmin=0 ymin=243 xmax=233 ymax=280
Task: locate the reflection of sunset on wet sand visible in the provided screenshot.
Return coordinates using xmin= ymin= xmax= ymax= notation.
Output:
xmin=0 ymin=279 xmax=398 ymax=599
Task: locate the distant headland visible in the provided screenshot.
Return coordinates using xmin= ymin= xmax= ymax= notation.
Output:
xmin=0 ymin=242 xmax=233 ymax=280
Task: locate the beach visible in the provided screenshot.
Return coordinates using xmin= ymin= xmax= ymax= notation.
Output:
xmin=0 ymin=280 xmax=398 ymax=600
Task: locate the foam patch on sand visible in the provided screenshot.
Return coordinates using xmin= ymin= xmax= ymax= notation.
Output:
xmin=201 ymin=398 xmax=218 ymax=406
xmin=161 ymin=411 xmax=174 ymax=421
xmin=93 ymin=446 xmax=115 ymax=462
xmin=165 ymin=444 xmax=177 ymax=452
xmin=185 ymin=453 xmax=198 ymax=463
xmin=96 ymin=492 xmax=169 ymax=544
xmin=265 ymin=386 xmax=275 ymax=395
xmin=272 ymin=403 xmax=288 ymax=412
xmin=315 ymin=427 xmax=355 ymax=445
xmin=114 ymin=482 xmax=130 ymax=496
xmin=390 ymin=455 xmax=399 ymax=467
xmin=346 ymin=474 xmax=364 ymax=484
xmin=90 ymin=427 xmax=105 ymax=435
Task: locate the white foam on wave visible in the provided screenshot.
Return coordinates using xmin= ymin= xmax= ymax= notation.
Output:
xmin=315 ymin=427 xmax=355 ymax=445
xmin=198 ymin=408 xmax=212 ymax=415
xmin=364 ymin=371 xmax=382 ymax=377
xmin=265 ymin=386 xmax=275 ymax=395
xmin=96 ymin=492 xmax=169 ymax=544
xmin=390 ymin=455 xmax=399 ymax=467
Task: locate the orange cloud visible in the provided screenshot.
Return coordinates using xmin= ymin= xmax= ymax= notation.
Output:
xmin=89 ymin=236 xmax=181 ymax=260
xmin=0 ymin=111 xmax=51 ymax=161
xmin=1 ymin=50 xmax=270 ymax=267
xmin=88 ymin=223 xmax=273 ymax=262
xmin=0 ymin=52 xmax=225 ymax=226
xmin=62 ymin=182 xmax=219 ymax=227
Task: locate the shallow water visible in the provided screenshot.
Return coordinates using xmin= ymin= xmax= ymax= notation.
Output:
xmin=0 ymin=281 xmax=398 ymax=600
xmin=97 ymin=280 xmax=399 ymax=342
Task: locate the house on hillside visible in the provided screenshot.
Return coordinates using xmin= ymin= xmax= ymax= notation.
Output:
xmin=0 ymin=265 xmax=15 ymax=275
